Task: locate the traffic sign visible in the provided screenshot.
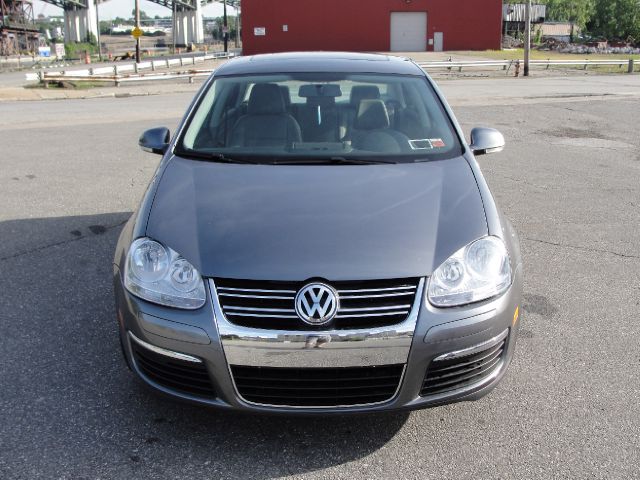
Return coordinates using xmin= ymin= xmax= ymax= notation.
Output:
xmin=131 ymin=27 xmax=143 ymax=39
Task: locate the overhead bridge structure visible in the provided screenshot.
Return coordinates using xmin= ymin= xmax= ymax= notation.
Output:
xmin=39 ymin=0 xmax=104 ymax=43
xmin=38 ymin=0 xmax=239 ymax=48
xmin=147 ymin=0 xmax=240 ymax=47
xmin=149 ymin=0 xmax=204 ymax=45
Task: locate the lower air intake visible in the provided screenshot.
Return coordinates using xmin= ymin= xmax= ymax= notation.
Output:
xmin=231 ymin=364 xmax=404 ymax=407
xmin=131 ymin=340 xmax=216 ymax=398
xmin=421 ymin=333 xmax=507 ymax=397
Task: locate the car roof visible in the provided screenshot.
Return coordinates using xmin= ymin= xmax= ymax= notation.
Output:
xmin=213 ymin=51 xmax=426 ymax=76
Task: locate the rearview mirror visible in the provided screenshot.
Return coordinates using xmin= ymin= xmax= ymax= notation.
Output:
xmin=469 ymin=128 xmax=505 ymax=156
xmin=139 ymin=127 xmax=170 ymax=155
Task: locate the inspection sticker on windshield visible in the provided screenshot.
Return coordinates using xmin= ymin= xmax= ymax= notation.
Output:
xmin=409 ymin=139 xmax=433 ymax=150
xmin=429 ymin=138 xmax=446 ymax=148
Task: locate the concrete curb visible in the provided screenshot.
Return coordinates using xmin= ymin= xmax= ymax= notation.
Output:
xmin=0 ymin=83 xmax=202 ymax=102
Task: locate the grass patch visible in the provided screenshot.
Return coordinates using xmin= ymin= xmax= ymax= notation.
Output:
xmin=454 ymin=49 xmax=640 ymax=61
xmin=27 ymin=80 xmax=114 ymax=89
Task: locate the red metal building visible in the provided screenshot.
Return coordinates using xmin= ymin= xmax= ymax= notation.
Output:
xmin=242 ymin=0 xmax=503 ymax=55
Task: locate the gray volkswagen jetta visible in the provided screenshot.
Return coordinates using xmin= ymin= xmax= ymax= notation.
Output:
xmin=113 ymin=52 xmax=523 ymax=413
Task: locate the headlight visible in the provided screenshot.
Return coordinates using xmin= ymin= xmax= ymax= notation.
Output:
xmin=124 ymin=238 xmax=206 ymax=309
xmin=428 ymin=236 xmax=511 ymax=307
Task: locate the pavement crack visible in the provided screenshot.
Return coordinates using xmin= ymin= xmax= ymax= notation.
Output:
xmin=0 ymin=220 xmax=126 ymax=262
xmin=524 ymin=236 xmax=639 ymax=259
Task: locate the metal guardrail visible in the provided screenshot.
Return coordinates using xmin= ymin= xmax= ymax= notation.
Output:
xmin=26 ymin=55 xmax=636 ymax=85
xmin=417 ymin=58 xmax=636 ymax=74
xmin=40 ymin=70 xmax=213 ymax=86
xmin=25 ymin=51 xmax=234 ymax=84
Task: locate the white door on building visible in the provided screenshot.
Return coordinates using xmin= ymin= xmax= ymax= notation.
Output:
xmin=434 ymin=32 xmax=444 ymax=52
xmin=390 ymin=12 xmax=427 ymax=51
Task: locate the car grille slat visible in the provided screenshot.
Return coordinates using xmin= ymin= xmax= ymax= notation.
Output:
xmin=231 ymin=364 xmax=404 ymax=407
xmin=217 ymin=287 xmax=297 ymax=294
xmin=232 ymin=373 xmax=402 ymax=383
xmin=339 ymin=304 xmax=411 ymax=312
xmin=421 ymin=337 xmax=507 ymax=397
xmin=237 ymin=382 xmax=400 ymax=392
xmin=136 ymin=359 xmax=214 ymax=392
xmin=335 ymin=310 xmax=409 ymax=318
xmin=338 ymin=291 xmax=415 ymax=299
xmin=225 ymin=312 xmax=300 ymax=319
xmin=135 ymin=355 xmax=211 ymax=382
xmin=429 ymin=343 xmax=504 ymax=375
xmin=337 ymin=286 xmax=416 ymax=294
xmin=131 ymin=340 xmax=216 ymax=398
xmin=215 ymin=278 xmax=420 ymax=330
xmin=225 ymin=306 xmax=297 ymax=313
xmin=218 ymin=293 xmax=296 ymax=300
xmin=423 ymin=356 xmax=502 ymax=389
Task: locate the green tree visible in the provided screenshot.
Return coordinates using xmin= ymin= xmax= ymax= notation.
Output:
xmin=504 ymin=0 xmax=594 ymax=28
xmin=544 ymin=0 xmax=594 ymax=28
xmin=131 ymin=9 xmax=151 ymax=20
xmin=86 ymin=31 xmax=98 ymax=45
xmin=99 ymin=20 xmax=112 ymax=35
xmin=588 ymin=0 xmax=640 ymax=40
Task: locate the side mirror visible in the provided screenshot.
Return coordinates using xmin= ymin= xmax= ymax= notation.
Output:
xmin=469 ymin=127 xmax=505 ymax=156
xmin=139 ymin=127 xmax=170 ymax=155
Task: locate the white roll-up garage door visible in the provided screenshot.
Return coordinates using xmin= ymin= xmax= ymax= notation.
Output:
xmin=390 ymin=12 xmax=427 ymax=52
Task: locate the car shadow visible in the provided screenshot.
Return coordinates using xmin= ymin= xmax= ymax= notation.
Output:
xmin=0 ymin=212 xmax=410 ymax=479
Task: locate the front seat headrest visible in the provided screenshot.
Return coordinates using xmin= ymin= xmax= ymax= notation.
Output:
xmin=355 ymin=99 xmax=390 ymax=130
xmin=248 ymin=83 xmax=286 ymax=115
xmin=350 ymin=85 xmax=380 ymax=106
xmin=279 ymin=85 xmax=292 ymax=109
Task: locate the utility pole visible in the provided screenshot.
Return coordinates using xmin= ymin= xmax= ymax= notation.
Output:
xmin=223 ymin=0 xmax=228 ymax=53
xmin=234 ymin=4 xmax=240 ymax=48
xmin=569 ymin=2 xmax=575 ymax=43
xmin=135 ymin=0 xmax=141 ymax=63
xmin=95 ymin=0 xmax=102 ymax=61
xmin=172 ymin=0 xmax=176 ymax=54
xmin=524 ymin=0 xmax=531 ymax=77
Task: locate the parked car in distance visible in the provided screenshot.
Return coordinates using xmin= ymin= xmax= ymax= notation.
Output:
xmin=114 ymin=52 xmax=523 ymax=413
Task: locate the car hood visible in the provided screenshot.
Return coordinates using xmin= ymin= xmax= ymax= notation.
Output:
xmin=145 ymin=156 xmax=487 ymax=281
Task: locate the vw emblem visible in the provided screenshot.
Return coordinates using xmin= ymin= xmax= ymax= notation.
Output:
xmin=295 ymin=283 xmax=339 ymax=326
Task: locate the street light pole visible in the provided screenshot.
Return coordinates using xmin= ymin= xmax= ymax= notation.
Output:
xmin=135 ymin=0 xmax=141 ymax=63
xmin=524 ymin=0 xmax=531 ymax=77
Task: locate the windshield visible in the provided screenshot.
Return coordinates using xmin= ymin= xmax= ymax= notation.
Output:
xmin=178 ymin=73 xmax=462 ymax=164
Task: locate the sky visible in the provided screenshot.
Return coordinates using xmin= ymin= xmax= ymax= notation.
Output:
xmin=33 ymin=0 xmax=237 ymax=20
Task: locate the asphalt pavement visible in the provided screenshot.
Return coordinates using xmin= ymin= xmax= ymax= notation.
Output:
xmin=0 ymin=76 xmax=639 ymax=479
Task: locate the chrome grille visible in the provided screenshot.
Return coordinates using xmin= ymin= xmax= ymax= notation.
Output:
xmin=214 ymin=278 xmax=420 ymax=330
xmin=421 ymin=331 xmax=508 ymax=397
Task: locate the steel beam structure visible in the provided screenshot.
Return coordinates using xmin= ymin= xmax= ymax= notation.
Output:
xmin=39 ymin=0 xmax=103 ymax=43
xmin=147 ymin=0 xmax=206 ymax=45
xmin=0 ymin=0 xmax=40 ymax=55
xmin=147 ymin=0 xmax=239 ymax=46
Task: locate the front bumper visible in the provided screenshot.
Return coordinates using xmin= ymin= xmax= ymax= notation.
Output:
xmin=114 ymin=266 xmax=523 ymax=414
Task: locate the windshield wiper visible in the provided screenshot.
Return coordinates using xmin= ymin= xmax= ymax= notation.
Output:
xmin=175 ymin=149 xmax=258 ymax=164
xmin=271 ymin=156 xmax=397 ymax=165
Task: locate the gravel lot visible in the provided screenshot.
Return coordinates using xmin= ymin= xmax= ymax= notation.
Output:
xmin=0 ymin=77 xmax=639 ymax=479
